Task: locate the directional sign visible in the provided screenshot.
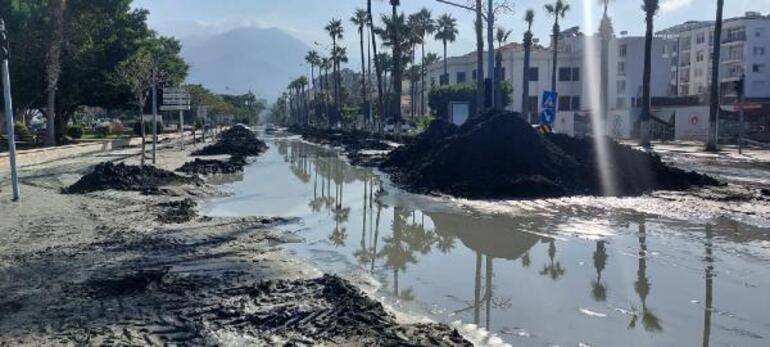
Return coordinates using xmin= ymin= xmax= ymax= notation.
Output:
xmin=162 ymin=87 xmax=191 ymax=111
xmin=539 ymin=91 xmax=558 ymax=126
xmin=540 ymin=108 xmax=556 ymax=126
xmin=160 ymin=105 xmax=191 ymax=111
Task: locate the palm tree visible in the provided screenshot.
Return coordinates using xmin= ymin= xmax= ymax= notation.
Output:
xmin=367 ymin=0 xmax=385 ymax=133
xmin=45 ymin=0 xmax=67 ymax=146
xmin=600 ymin=0 xmax=614 ymax=15
xmin=639 ymin=0 xmax=659 ymax=147
xmin=521 ymin=9 xmax=535 ymax=117
xmin=495 ymin=27 xmax=512 ymax=50
xmin=706 ymin=0 xmax=725 ymax=151
xmin=351 ymin=9 xmax=370 ymax=126
xmin=325 ymin=19 xmax=344 ymax=113
xmin=434 ymin=14 xmax=458 ymax=84
xmin=390 ymin=0 xmax=403 ymax=134
xmin=413 ymin=8 xmax=435 ymax=115
xmin=305 ymin=50 xmax=320 ymax=90
xmin=474 ymin=0 xmax=484 ymax=116
xmin=544 ymin=0 xmax=570 ymax=94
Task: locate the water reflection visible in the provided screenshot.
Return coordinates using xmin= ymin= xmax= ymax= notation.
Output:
xmin=235 ymin=138 xmax=769 ymax=346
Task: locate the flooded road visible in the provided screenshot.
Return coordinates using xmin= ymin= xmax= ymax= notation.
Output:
xmin=203 ymin=136 xmax=770 ymax=346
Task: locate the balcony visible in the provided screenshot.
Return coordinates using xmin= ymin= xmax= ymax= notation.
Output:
xmin=722 ymin=33 xmax=747 ymax=44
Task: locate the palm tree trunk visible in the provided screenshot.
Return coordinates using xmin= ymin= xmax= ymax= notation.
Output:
xmin=359 ymin=27 xmax=367 ymax=128
xmin=706 ymin=0 xmax=724 ymax=151
xmin=522 ymin=36 xmax=532 ymax=117
xmin=443 ymin=40 xmax=448 ymax=80
xmin=551 ymin=21 xmax=559 ymax=93
xmin=368 ymin=0 xmax=385 ymax=134
xmin=45 ymin=0 xmax=67 ymax=147
xmin=475 ymin=0 xmax=484 ymax=118
xmin=640 ymin=12 xmax=654 ymax=147
xmin=391 ymin=3 xmax=403 ymax=134
xmin=420 ymin=40 xmax=426 ymax=115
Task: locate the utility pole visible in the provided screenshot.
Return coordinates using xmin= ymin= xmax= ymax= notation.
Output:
xmin=151 ymin=67 xmax=158 ymax=165
xmin=1 ymin=18 xmax=20 ymax=201
xmin=179 ymin=109 xmax=184 ymax=149
xmin=737 ymin=74 xmax=745 ymax=154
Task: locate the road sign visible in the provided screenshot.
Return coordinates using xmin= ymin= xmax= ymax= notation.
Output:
xmin=539 ymin=91 xmax=558 ymax=126
xmin=733 ymin=102 xmax=762 ymax=111
xmin=162 ymin=87 xmax=190 ymax=111
xmin=160 ymin=105 xmax=191 ymax=111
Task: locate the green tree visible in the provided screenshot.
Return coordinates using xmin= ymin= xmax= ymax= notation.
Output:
xmin=434 ymin=14 xmax=458 ymax=82
xmin=521 ymin=9 xmax=535 ymax=116
xmin=305 ymin=50 xmax=320 ymax=90
xmin=113 ymin=49 xmax=153 ymax=166
xmin=412 ymin=8 xmax=435 ymax=115
xmin=325 ymin=19 xmax=344 ymax=112
xmin=639 ymin=0 xmax=659 ymax=147
xmin=44 ymin=0 xmax=67 ymax=146
xmin=351 ymin=9 xmax=369 ymax=126
xmin=367 ymin=0 xmax=385 ymax=133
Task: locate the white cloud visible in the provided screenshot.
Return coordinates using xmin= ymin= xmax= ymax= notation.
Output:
xmin=660 ymin=0 xmax=694 ymax=13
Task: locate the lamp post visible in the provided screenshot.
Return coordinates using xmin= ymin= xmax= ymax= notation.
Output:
xmin=1 ymin=18 xmax=20 ymax=201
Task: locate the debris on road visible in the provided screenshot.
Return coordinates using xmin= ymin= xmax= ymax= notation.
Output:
xmin=381 ymin=112 xmax=721 ymax=199
xmin=176 ymin=156 xmax=247 ymax=175
xmin=156 ymin=199 xmax=198 ymax=224
xmin=62 ymin=162 xmax=198 ymax=194
xmin=193 ymin=125 xmax=268 ymax=157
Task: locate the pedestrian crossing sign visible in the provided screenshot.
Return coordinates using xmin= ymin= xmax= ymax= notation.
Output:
xmin=542 ymin=91 xmax=558 ymax=110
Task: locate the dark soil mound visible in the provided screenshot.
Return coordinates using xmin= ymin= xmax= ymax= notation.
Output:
xmin=175 ymin=156 xmax=247 ymax=175
xmin=299 ymin=128 xmax=395 ymax=167
xmin=193 ymin=125 xmax=268 ymax=156
xmin=234 ymin=274 xmax=470 ymax=346
xmin=381 ymin=111 xmax=721 ymax=199
xmin=157 ymin=199 xmax=197 ymax=224
xmin=63 ymin=162 xmax=197 ymax=194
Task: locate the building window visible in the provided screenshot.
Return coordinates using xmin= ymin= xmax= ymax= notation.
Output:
xmin=754 ymin=64 xmax=766 ymax=73
xmin=572 ymin=68 xmax=580 ymax=81
xmin=528 ymin=67 xmax=539 ymax=81
xmin=558 ymin=96 xmax=571 ymax=111
xmin=571 ymin=96 xmax=581 ymax=111
xmin=694 ymin=68 xmax=704 ymax=77
xmin=754 ymin=47 xmax=766 ymax=57
xmin=679 ymin=85 xmax=689 ymax=95
xmin=619 ymin=44 xmax=627 ymax=57
xmin=616 ymin=97 xmax=625 ymax=109
xmin=440 ymin=74 xmax=449 ymax=86
xmin=617 ymin=62 xmax=626 ymax=76
xmin=617 ymin=80 xmax=626 ymax=94
xmin=724 ymin=27 xmax=746 ymax=43
xmin=471 ymin=70 xmax=477 ymax=81
xmin=696 ymin=33 xmax=706 ymax=44
xmin=456 ymin=71 xmax=466 ymax=83
xmin=559 ymin=67 xmax=572 ymax=81
xmin=696 ymin=50 xmax=705 ymax=62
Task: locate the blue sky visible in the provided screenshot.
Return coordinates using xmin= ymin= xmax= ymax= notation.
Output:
xmin=133 ymin=0 xmax=768 ymax=63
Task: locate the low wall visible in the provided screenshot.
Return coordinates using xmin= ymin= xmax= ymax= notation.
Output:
xmin=0 ymin=132 xmax=198 ymax=172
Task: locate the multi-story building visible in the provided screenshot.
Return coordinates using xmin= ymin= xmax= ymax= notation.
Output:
xmin=658 ymin=11 xmax=770 ymax=102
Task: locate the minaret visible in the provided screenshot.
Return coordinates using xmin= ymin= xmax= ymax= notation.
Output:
xmin=598 ymin=8 xmax=615 ymax=124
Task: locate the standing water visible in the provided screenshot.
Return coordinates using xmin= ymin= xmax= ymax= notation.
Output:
xmin=203 ymin=135 xmax=770 ymax=346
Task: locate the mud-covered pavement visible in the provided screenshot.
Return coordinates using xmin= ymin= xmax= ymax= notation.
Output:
xmin=0 ymin=140 xmax=470 ymax=346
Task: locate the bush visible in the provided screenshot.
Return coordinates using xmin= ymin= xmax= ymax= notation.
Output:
xmin=428 ymin=81 xmax=512 ymax=121
xmin=66 ymin=125 xmax=84 ymax=139
xmin=94 ymin=123 xmax=112 ymax=138
xmin=13 ymin=121 xmax=33 ymax=141
xmin=132 ymin=120 xmax=164 ymax=136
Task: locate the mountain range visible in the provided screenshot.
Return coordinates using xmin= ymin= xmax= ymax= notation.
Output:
xmin=181 ymin=27 xmax=309 ymax=101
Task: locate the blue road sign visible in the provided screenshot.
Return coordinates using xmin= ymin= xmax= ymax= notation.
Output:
xmin=540 ymin=91 xmax=558 ymax=126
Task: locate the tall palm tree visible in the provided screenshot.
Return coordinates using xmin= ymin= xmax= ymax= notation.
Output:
xmin=475 ymin=0 xmax=484 ymax=116
xmin=413 ymin=8 xmax=435 ymax=115
xmin=639 ymin=0 xmax=660 ymax=147
xmin=45 ymin=0 xmax=67 ymax=146
xmin=305 ymin=50 xmax=320 ymax=90
xmin=495 ymin=27 xmax=512 ymax=109
xmin=351 ymin=9 xmax=370 ymax=126
xmin=495 ymin=27 xmax=512 ymax=50
xmin=325 ymin=19 xmax=344 ymax=112
xmin=706 ymin=0 xmax=725 ymax=151
xmin=545 ymin=0 xmax=570 ymax=94
xmin=521 ymin=9 xmax=535 ymax=117
xmin=368 ymin=0 xmax=385 ymax=133
xmin=600 ymin=0 xmax=614 ymax=15
xmin=390 ymin=0 xmax=403 ymax=134
xmin=434 ymin=14 xmax=458 ymax=84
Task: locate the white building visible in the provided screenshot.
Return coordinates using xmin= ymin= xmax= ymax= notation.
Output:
xmin=658 ymin=11 xmax=770 ymax=101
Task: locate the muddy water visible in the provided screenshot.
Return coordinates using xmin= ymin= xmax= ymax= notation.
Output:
xmin=203 ymin=136 xmax=770 ymax=347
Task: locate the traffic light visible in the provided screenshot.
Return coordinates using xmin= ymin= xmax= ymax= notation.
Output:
xmin=735 ymin=74 xmax=745 ymax=97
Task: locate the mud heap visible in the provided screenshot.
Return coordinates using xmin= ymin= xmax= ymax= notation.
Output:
xmin=193 ymin=125 xmax=268 ymax=156
xmin=381 ymin=112 xmax=720 ymax=199
xmin=156 ymin=198 xmax=198 ymax=224
xmin=299 ymin=128 xmax=395 ymax=166
xmin=175 ymin=156 xmax=247 ymax=175
xmin=63 ymin=162 xmax=196 ymax=194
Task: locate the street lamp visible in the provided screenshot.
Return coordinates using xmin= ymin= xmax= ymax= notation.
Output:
xmin=435 ymin=0 xmax=496 ymax=110
xmin=1 ymin=18 xmax=20 ymax=201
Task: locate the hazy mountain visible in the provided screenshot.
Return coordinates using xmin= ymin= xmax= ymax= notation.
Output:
xmin=181 ymin=27 xmax=309 ymax=100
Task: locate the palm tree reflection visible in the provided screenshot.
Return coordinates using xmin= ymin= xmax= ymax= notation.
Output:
xmin=629 ymin=220 xmax=662 ymax=332
xmin=540 ymin=240 xmax=566 ymax=280
xmin=592 ymin=241 xmax=608 ymax=302
xmin=702 ymin=224 xmax=714 ymax=347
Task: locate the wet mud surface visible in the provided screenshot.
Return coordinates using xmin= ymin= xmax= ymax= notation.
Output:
xmin=381 ymin=112 xmax=720 ymax=199
xmin=297 ymin=128 xmax=397 ymax=167
xmin=156 ymin=198 xmax=198 ymax=224
xmin=193 ymin=125 xmax=268 ymax=157
xmin=62 ymin=162 xmax=198 ymax=194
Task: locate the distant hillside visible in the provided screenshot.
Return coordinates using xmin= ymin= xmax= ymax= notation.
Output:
xmin=181 ymin=27 xmax=308 ymax=101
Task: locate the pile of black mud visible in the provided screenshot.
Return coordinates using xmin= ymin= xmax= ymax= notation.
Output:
xmin=156 ymin=199 xmax=197 ymax=224
xmin=298 ymin=128 xmax=397 ymax=167
xmin=192 ymin=125 xmax=268 ymax=156
xmin=225 ymin=274 xmax=471 ymax=346
xmin=381 ymin=112 xmax=721 ymax=199
xmin=63 ymin=162 xmax=198 ymax=194
xmin=175 ymin=156 xmax=247 ymax=175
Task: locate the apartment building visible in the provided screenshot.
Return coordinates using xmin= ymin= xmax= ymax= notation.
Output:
xmin=658 ymin=12 xmax=770 ymax=101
